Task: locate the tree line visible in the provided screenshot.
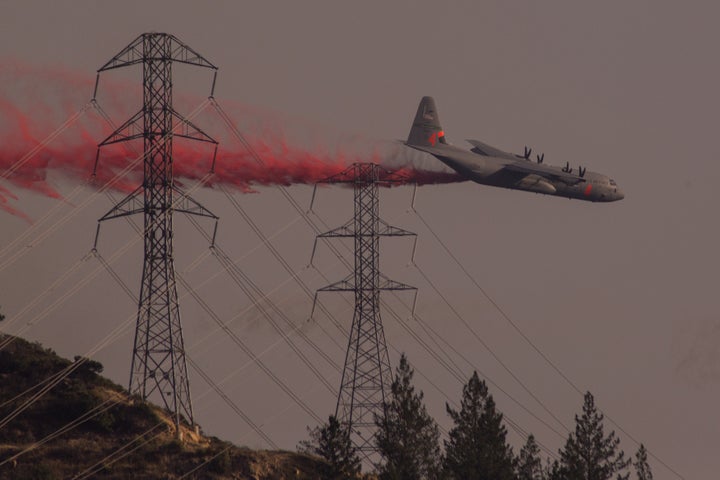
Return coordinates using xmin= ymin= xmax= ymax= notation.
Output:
xmin=301 ymin=354 xmax=653 ymax=480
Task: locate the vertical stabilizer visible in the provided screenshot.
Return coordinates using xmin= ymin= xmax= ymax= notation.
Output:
xmin=406 ymin=96 xmax=447 ymax=147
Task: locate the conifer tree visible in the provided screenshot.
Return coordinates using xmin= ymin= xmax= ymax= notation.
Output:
xmin=375 ymin=354 xmax=442 ymax=480
xmin=545 ymin=459 xmax=563 ymax=480
xmin=443 ymin=371 xmax=515 ymax=480
xmin=300 ymin=415 xmax=361 ymax=480
xmin=633 ymin=444 xmax=652 ymax=480
xmin=557 ymin=392 xmax=630 ymax=480
xmin=517 ymin=434 xmax=545 ymax=480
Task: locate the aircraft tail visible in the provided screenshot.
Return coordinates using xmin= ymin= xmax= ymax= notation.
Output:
xmin=406 ymin=96 xmax=447 ymax=147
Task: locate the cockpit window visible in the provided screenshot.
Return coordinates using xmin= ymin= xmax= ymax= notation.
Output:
xmin=609 ymin=179 xmax=617 ymax=186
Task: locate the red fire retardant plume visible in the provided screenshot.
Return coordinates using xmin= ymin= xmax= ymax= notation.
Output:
xmin=0 ymin=61 xmax=463 ymax=218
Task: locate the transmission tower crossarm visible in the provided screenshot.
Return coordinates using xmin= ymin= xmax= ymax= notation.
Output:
xmin=317 ymin=221 xmax=355 ymax=238
xmin=317 ymin=275 xmax=355 ymax=292
xmin=97 ymin=109 xmax=145 ymax=147
xmin=317 ymin=162 xmax=410 ymax=186
xmin=378 ymin=219 xmax=415 ymax=237
xmin=98 ymin=33 xmax=217 ymax=72
xmin=97 ymin=185 xmax=144 ymax=222
xmin=378 ymin=274 xmax=416 ymax=292
xmin=96 ymin=34 xmax=145 ymax=71
xmin=172 ymin=186 xmax=218 ymax=219
xmin=169 ymin=110 xmax=218 ymax=144
xmin=93 ymin=186 xmax=217 ymax=254
xmin=317 ymin=274 xmax=415 ymax=294
xmin=95 ymin=108 xmax=218 ymax=168
xmin=318 ymin=219 xmax=415 ymax=238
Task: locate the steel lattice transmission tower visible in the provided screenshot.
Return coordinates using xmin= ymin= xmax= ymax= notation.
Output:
xmin=314 ymin=163 xmax=416 ymax=456
xmin=93 ymin=33 xmax=219 ymax=430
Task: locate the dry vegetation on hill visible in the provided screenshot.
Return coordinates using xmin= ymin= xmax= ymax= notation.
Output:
xmin=0 ymin=335 xmax=329 ymax=479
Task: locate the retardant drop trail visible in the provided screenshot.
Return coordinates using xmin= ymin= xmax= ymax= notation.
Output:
xmin=0 ymin=61 xmax=464 ymax=218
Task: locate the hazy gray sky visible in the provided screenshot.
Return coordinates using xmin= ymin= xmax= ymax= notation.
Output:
xmin=1 ymin=1 xmax=718 ymax=478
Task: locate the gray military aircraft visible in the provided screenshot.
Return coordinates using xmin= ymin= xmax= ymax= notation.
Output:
xmin=405 ymin=96 xmax=624 ymax=202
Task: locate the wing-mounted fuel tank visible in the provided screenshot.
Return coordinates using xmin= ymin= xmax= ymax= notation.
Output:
xmin=515 ymin=174 xmax=557 ymax=194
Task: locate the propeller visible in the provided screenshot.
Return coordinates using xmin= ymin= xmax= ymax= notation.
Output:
xmin=562 ymin=161 xmax=573 ymax=174
xmin=578 ymin=166 xmax=586 ymax=177
xmin=523 ymin=146 xmax=532 ymax=160
xmin=536 ymin=153 xmax=544 ymax=164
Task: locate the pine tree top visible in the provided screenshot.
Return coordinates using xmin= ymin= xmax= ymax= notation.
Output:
xmin=375 ymin=354 xmax=442 ymax=480
xmin=443 ymin=371 xmax=515 ymax=480
xmin=633 ymin=444 xmax=653 ymax=480
xmin=559 ymin=392 xmax=630 ymax=480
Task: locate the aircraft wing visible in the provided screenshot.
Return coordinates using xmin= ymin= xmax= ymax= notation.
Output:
xmin=501 ymin=162 xmax=586 ymax=186
xmin=466 ymin=139 xmax=517 ymax=160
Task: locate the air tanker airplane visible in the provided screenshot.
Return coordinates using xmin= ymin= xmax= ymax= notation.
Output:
xmin=405 ymin=97 xmax=624 ymax=202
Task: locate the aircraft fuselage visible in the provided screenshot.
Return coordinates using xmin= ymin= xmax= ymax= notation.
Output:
xmin=411 ymin=143 xmax=624 ymax=202
xmin=405 ymin=96 xmax=624 ymax=203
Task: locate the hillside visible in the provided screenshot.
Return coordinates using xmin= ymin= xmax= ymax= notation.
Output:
xmin=0 ymin=334 xmax=326 ymax=479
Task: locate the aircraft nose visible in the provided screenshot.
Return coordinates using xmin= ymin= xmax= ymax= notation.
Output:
xmin=614 ymin=189 xmax=624 ymax=201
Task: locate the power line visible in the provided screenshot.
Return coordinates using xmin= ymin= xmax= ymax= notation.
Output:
xmin=2 ymin=65 xmax=625 ymax=472
xmin=187 ymin=214 xmax=342 ymax=376
xmin=93 ymin=203 xmax=342 ymax=431
xmin=0 ymin=98 xmax=212 ymax=274
xmin=0 ymin=91 xmax=635 ymax=473
xmin=177 ymin=445 xmax=233 ymax=479
xmin=306 ymin=191 xmax=568 ymax=449
xmin=171 ymin=263 xmax=323 ymax=424
xmin=216 ymin=184 xmax=348 ymax=351
xmin=187 ymin=355 xmax=278 ymax=449
xmin=384 ymin=300 xmax=567 ymax=440
xmin=0 ymin=396 xmax=123 ymax=468
xmin=92 ymin=244 xmax=281 ymax=448
xmin=0 ymin=153 xmax=217 ymax=436
xmin=1 ymin=101 xmax=92 ymax=179
xmin=0 ymin=254 xmax=91 ymax=344
xmin=0 ymin=317 xmax=135 ymax=431
xmin=71 ymin=424 xmax=167 ymax=480
xmin=211 ymin=101 xmax=571 ymax=457
xmin=411 ymin=203 xmax=685 ymax=479
xmin=411 ymin=261 xmax=571 ymax=433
